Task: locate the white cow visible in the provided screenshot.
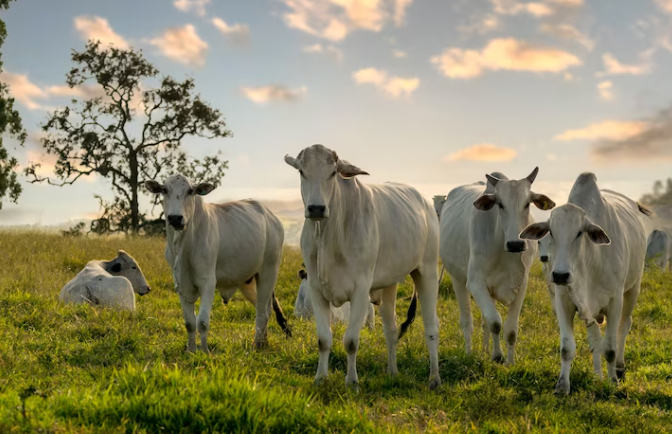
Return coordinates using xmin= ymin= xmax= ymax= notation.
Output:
xmin=145 ymin=175 xmax=291 ymax=352
xmin=433 ymin=195 xmax=446 ymax=219
xmin=440 ymin=169 xmax=555 ymax=364
xmin=294 ymin=266 xmax=376 ymax=329
xmin=284 ymin=144 xmax=441 ymax=390
xmin=537 ymin=234 xmax=555 ymax=315
xmin=646 ymin=228 xmax=672 ymax=271
xmin=59 ymin=250 xmax=150 ymax=311
xmin=520 ymin=173 xmax=651 ymax=394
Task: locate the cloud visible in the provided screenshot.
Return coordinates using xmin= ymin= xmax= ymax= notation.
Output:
xmin=590 ymin=106 xmax=672 ymax=162
xmin=241 ymin=85 xmax=307 ymax=104
xmin=393 ymin=49 xmax=407 ymax=58
xmin=278 ymin=0 xmax=413 ymax=41
xmin=459 ymin=15 xmax=500 ymax=35
xmin=174 ymin=0 xmax=211 ymax=17
xmin=553 ymin=120 xmax=647 ymax=141
xmin=599 ymin=53 xmax=650 ymax=76
xmin=540 ymin=23 xmax=594 ymax=50
xmin=352 ymin=68 xmax=419 ymax=99
xmin=148 ymin=25 xmax=208 ymax=67
xmin=211 ymin=17 xmax=250 ymax=45
xmin=73 ymin=16 xmax=129 ymax=49
xmin=597 ymin=80 xmax=613 ymax=100
xmin=0 ymin=72 xmax=47 ymax=110
xmin=301 ymin=43 xmax=343 ymax=60
xmin=491 ymin=0 xmax=554 ymax=17
xmin=430 ymin=38 xmax=580 ymax=79
xmin=655 ymin=0 xmax=672 ymax=13
xmin=444 ymin=143 xmax=517 ymax=162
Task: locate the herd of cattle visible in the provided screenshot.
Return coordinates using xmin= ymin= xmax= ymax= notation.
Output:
xmin=58 ymin=144 xmax=672 ymax=395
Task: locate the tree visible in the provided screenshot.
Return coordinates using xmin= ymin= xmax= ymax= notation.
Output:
xmin=0 ymin=0 xmax=27 ymax=209
xmin=640 ymin=178 xmax=672 ymax=206
xmin=25 ymin=41 xmax=231 ymax=234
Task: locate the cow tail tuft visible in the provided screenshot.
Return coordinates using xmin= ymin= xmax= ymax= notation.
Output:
xmin=398 ymin=289 xmax=418 ymax=339
xmin=272 ymin=293 xmax=292 ymax=338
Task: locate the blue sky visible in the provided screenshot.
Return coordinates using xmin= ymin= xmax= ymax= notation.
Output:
xmin=2 ymin=0 xmax=672 ymax=226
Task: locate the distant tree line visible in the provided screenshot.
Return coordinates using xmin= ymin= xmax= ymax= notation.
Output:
xmin=640 ymin=178 xmax=672 ymax=207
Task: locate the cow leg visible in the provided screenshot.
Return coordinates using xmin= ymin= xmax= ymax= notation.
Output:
xmin=604 ymin=291 xmax=624 ymax=384
xmin=482 ymin=318 xmax=491 ymax=355
xmin=470 ymin=280 xmax=503 ymax=363
xmin=412 ymin=268 xmax=441 ymax=390
xmin=254 ymin=264 xmax=281 ymax=348
xmin=310 ymin=284 xmax=332 ymax=384
xmin=555 ymin=291 xmax=577 ymax=395
xmin=452 ymin=279 xmax=474 ymax=355
xmin=616 ymin=282 xmax=639 ymax=379
xmin=365 ymin=302 xmax=376 ymax=330
xmin=503 ymin=276 xmax=528 ymax=366
xmin=437 ymin=265 xmax=445 ymax=287
xmin=194 ymin=276 xmax=217 ymax=354
xmin=343 ymin=288 xmax=374 ymax=390
xmin=178 ymin=294 xmax=197 ymax=353
xmin=378 ymin=284 xmax=398 ymax=376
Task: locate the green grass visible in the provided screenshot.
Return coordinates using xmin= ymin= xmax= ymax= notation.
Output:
xmin=1 ymin=231 xmax=672 ymax=433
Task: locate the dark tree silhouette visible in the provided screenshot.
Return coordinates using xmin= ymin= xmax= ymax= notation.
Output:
xmin=640 ymin=178 xmax=672 ymax=206
xmin=25 ymin=41 xmax=231 ymax=234
xmin=0 ymin=0 xmax=27 ymax=209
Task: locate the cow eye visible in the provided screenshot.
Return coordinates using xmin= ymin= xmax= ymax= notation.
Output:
xmin=299 ymin=170 xmax=305 ymax=178
xmin=498 ymin=203 xmax=504 ymax=210
xmin=187 ymin=188 xmax=193 ymax=195
xmin=162 ymin=187 xmax=168 ymax=194
xmin=329 ymin=170 xmax=336 ymax=179
xmin=524 ymin=203 xmax=530 ymax=209
xmin=576 ymin=231 xmax=582 ymax=239
xmin=132 ymin=266 xmax=137 ymax=270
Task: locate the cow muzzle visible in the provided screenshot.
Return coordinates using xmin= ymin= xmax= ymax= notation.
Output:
xmin=306 ymin=204 xmax=327 ymax=221
xmin=167 ymin=214 xmax=186 ymax=230
xmin=552 ymin=270 xmax=572 ymax=285
xmin=540 ymin=255 xmax=549 ymax=263
xmin=139 ymin=286 xmax=151 ymax=296
xmin=505 ymin=240 xmax=527 ymax=253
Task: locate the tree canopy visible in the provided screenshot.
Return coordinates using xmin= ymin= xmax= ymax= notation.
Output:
xmin=25 ymin=41 xmax=231 ymax=234
xmin=0 ymin=0 xmax=27 ymax=209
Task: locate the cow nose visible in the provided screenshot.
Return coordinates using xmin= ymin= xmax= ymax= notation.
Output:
xmin=307 ymin=205 xmax=327 ymax=220
xmin=552 ymin=271 xmax=572 ymax=285
xmin=540 ymin=255 xmax=549 ymax=263
xmin=167 ymin=215 xmax=184 ymax=229
xmin=506 ymin=240 xmax=526 ymax=253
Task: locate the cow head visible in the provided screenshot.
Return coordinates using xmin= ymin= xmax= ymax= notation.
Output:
xmin=145 ymin=175 xmax=215 ymax=231
xmin=108 ymin=250 xmax=151 ymax=295
xmin=473 ymin=167 xmax=555 ymax=253
xmin=433 ymin=195 xmax=446 ymax=219
xmin=519 ymin=203 xmax=610 ymax=286
xmin=284 ymin=144 xmax=369 ymax=220
xmin=538 ymin=228 xmax=551 ymax=263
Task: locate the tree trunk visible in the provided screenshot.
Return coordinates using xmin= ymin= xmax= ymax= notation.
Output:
xmin=129 ymin=150 xmax=140 ymax=234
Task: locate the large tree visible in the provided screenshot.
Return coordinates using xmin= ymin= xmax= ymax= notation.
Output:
xmin=0 ymin=0 xmax=26 ymax=209
xmin=25 ymin=41 xmax=231 ymax=234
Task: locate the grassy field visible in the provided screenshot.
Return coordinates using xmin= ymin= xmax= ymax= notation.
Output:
xmin=1 ymin=231 xmax=671 ymax=433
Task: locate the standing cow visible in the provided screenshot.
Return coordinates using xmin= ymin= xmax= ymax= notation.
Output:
xmin=145 ymin=175 xmax=291 ymax=353
xmin=646 ymin=229 xmax=672 ymax=271
xmin=538 ymin=234 xmax=556 ymax=315
xmin=284 ymin=144 xmax=441 ymax=390
xmin=520 ymin=173 xmax=651 ymax=394
xmin=440 ymin=169 xmax=555 ymax=364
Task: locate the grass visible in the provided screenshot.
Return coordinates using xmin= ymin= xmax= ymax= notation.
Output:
xmin=1 ymin=231 xmax=671 ymax=433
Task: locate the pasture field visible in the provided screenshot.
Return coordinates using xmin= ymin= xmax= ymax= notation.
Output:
xmin=1 ymin=231 xmax=672 ymax=433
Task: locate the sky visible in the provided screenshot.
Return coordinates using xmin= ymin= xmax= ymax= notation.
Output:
xmin=1 ymin=0 xmax=672 ymax=231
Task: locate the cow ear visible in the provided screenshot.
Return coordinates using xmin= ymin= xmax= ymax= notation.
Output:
xmin=284 ymin=155 xmax=300 ymax=170
xmin=519 ymin=221 xmax=550 ymax=240
xmin=532 ymin=193 xmax=556 ymax=211
xmin=145 ymin=180 xmax=164 ymax=194
xmin=337 ymin=159 xmax=369 ymax=178
xmin=194 ymin=183 xmax=215 ymax=196
xmin=110 ymin=262 xmax=122 ymax=273
xmin=585 ymin=221 xmax=611 ymax=245
xmin=473 ymin=193 xmax=497 ymax=211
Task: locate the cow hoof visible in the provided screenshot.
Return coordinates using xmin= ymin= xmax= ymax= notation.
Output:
xmin=314 ymin=376 xmax=326 ymax=386
xmin=609 ymin=376 xmax=620 ymax=386
xmin=346 ymin=381 xmax=359 ymax=393
xmin=254 ymin=340 xmax=269 ymax=350
xmin=387 ymin=367 xmax=399 ymax=376
xmin=429 ymin=377 xmax=442 ymax=391
xmin=616 ymin=366 xmax=625 ymax=380
xmin=186 ymin=343 xmax=197 ymax=353
xmin=492 ymin=354 xmax=505 ymax=364
xmin=554 ymin=378 xmax=570 ymax=396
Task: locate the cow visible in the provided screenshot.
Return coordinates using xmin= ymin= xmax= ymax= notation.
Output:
xmin=646 ymin=229 xmax=672 ymax=271
xmin=295 ymin=265 xmax=376 ymax=329
xmin=284 ymin=144 xmax=441 ymax=390
xmin=433 ymin=195 xmax=446 ymax=219
xmin=59 ymin=250 xmax=150 ymax=311
xmin=538 ymin=234 xmax=555 ymax=315
xmin=439 ymin=169 xmax=555 ymax=365
xmin=145 ymin=175 xmax=291 ymax=353
xmin=520 ymin=173 xmax=652 ymax=394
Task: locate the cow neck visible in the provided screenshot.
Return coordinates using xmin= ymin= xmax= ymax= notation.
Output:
xmin=312 ymin=177 xmax=350 ymax=287
xmin=168 ymin=196 xmax=206 ymax=292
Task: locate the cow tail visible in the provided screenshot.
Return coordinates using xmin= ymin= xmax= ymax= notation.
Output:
xmin=636 ymin=202 xmax=654 ymax=219
xmin=398 ymin=288 xmax=418 ymax=339
xmin=272 ymin=293 xmax=292 ymax=338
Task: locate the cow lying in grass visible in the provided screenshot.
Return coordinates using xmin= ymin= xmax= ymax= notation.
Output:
xmin=294 ymin=264 xmax=376 ymax=329
xmin=59 ymin=250 xmax=151 ymax=311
